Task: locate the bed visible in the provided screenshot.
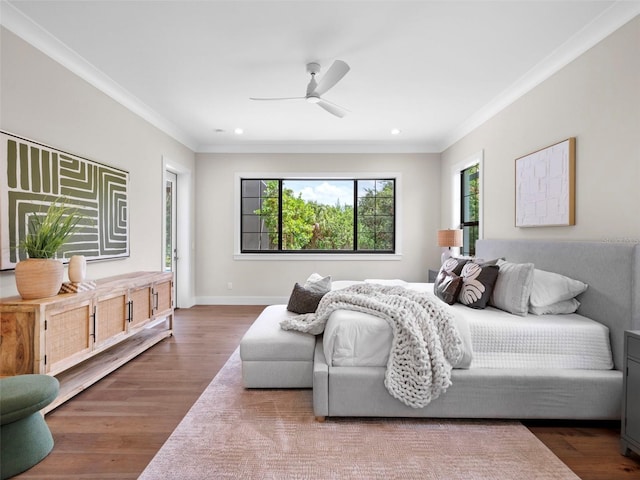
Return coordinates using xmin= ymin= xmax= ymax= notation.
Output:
xmin=311 ymin=239 xmax=640 ymax=420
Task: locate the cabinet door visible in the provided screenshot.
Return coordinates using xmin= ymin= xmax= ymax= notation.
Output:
xmin=129 ymin=286 xmax=152 ymax=330
xmin=152 ymin=280 xmax=173 ymax=317
xmin=45 ymin=299 xmax=93 ymax=374
xmin=627 ymin=358 xmax=640 ymax=441
xmin=0 ymin=310 xmax=35 ymax=375
xmin=95 ymin=291 xmax=128 ymax=348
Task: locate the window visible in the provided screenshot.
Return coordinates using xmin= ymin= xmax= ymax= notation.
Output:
xmin=241 ymin=178 xmax=395 ymax=253
xmin=460 ymin=165 xmax=479 ymax=256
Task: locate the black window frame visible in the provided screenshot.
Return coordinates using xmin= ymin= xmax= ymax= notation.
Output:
xmin=460 ymin=165 xmax=479 ymax=256
xmin=240 ymin=177 xmax=396 ymax=254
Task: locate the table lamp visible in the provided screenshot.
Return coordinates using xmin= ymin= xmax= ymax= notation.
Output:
xmin=437 ymin=229 xmax=463 ymax=264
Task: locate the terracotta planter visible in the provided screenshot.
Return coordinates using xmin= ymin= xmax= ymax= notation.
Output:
xmin=15 ymin=258 xmax=64 ymax=299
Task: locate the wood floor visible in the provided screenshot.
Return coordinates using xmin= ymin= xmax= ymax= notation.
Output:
xmin=15 ymin=305 xmax=640 ymax=479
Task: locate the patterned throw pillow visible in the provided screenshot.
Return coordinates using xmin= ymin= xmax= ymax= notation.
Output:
xmin=458 ymin=263 xmax=500 ymax=309
xmin=441 ymin=257 xmax=469 ymax=276
xmin=286 ymin=283 xmax=326 ymax=314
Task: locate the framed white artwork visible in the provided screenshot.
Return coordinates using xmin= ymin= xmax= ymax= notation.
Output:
xmin=515 ymin=137 xmax=575 ymax=227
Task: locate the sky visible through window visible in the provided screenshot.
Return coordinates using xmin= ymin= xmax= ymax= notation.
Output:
xmin=284 ymin=180 xmax=353 ymax=206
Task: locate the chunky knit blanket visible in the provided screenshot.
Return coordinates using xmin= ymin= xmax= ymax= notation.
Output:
xmin=281 ymin=284 xmax=463 ymax=408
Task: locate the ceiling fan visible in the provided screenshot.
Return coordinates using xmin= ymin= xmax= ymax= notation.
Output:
xmin=250 ymin=60 xmax=351 ymax=118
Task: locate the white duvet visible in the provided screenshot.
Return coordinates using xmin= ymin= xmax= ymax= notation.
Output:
xmin=324 ymin=281 xmax=614 ymax=370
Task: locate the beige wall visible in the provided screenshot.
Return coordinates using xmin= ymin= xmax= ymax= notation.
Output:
xmin=2 ymin=15 xmax=637 ymax=303
xmin=0 ymin=27 xmax=196 ymax=298
xmin=195 ymin=153 xmax=441 ymax=303
xmin=441 ymin=16 xmax=640 ymax=243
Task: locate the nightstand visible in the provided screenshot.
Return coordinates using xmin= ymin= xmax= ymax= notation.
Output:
xmin=621 ymin=330 xmax=640 ymax=457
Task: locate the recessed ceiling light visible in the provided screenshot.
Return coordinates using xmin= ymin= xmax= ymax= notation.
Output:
xmin=234 ymin=128 xmax=244 ymax=135
xmin=214 ymin=128 xmax=225 ymax=134
xmin=390 ymin=128 xmax=401 ymax=135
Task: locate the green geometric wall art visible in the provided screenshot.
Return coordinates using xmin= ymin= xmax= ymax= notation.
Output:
xmin=0 ymin=131 xmax=129 ymax=270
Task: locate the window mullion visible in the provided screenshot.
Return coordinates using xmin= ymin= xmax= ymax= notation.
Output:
xmin=353 ymin=180 xmax=358 ymax=252
xmin=278 ymin=180 xmax=283 ymax=251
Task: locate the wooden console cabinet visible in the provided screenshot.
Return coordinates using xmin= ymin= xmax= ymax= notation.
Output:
xmin=0 ymin=271 xmax=173 ymax=413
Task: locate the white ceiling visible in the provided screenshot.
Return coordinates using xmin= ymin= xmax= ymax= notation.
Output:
xmin=2 ymin=1 xmax=639 ymax=153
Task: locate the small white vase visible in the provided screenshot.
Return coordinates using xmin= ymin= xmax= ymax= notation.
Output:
xmin=68 ymin=255 xmax=87 ymax=283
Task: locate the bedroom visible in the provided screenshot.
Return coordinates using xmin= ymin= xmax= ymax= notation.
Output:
xmin=0 ymin=1 xmax=639 ymax=479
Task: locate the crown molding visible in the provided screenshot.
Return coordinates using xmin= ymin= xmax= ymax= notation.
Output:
xmin=0 ymin=1 xmax=199 ymax=152
xmin=197 ymin=141 xmax=440 ymax=154
xmin=2 ymin=1 xmax=638 ymax=155
xmin=438 ymin=2 xmax=640 ymax=152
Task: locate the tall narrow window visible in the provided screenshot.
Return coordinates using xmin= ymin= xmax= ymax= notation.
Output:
xmin=164 ymin=171 xmax=177 ymax=273
xmin=460 ymin=165 xmax=479 ymax=256
xmin=240 ymin=178 xmax=395 ymax=253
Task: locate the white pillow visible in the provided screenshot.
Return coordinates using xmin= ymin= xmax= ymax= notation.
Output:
xmin=529 ymin=269 xmax=587 ymax=307
xmin=304 ymin=273 xmax=332 ymax=294
xmin=529 ymin=298 xmax=580 ymax=315
xmin=489 ymin=259 xmax=535 ymax=316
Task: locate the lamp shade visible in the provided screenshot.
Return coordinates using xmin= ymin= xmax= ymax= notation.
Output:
xmin=437 ymin=229 xmax=463 ymax=248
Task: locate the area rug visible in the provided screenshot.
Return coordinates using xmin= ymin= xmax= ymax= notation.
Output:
xmin=139 ymin=349 xmax=579 ymax=480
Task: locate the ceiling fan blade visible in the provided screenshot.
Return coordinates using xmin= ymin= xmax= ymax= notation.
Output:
xmin=313 ymin=60 xmax=350 ymax=96
xmin=249 ymin=97 xmax=305 ymax=101
xmin=317 ymin=99 xmax=347 ymax=118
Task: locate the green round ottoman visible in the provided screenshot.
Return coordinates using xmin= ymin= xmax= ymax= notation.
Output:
xmin=0 ymin=374 xmax=59 ymax=480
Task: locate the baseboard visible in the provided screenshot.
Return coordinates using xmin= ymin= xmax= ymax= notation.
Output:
xmin=195 ymin=296 xmax=287 ymax=305
xmin=176 ymin=296 xmax=197 ymax=309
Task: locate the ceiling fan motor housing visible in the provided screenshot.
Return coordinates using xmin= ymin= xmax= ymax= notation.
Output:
xmin=306 ymin=62 xmax=321 ymax=75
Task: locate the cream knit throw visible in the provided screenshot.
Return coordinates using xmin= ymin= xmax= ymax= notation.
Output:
xmin=281 ymin=284 xmax=463 ymax=408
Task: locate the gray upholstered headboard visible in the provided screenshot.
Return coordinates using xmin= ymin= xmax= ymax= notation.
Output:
xmin=476 ymin=239 xmax=640 ymax=370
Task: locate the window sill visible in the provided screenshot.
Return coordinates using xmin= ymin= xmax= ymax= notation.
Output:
xmin=233 ymin=253 xmax=402 ymax=261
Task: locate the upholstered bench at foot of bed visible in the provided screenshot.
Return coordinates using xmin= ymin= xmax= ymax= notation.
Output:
xmin=240 ymin=304 xmax=316 ymax=388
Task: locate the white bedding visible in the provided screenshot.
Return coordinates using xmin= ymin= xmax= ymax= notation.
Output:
xmin=459 ymin=304 xmax=614 ymax=369
xmin=324 ymin=282 xmax=614 ymax=370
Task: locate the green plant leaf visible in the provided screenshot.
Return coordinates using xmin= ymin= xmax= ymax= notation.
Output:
xmin=19 ymin=199 xmax=83 ymax=259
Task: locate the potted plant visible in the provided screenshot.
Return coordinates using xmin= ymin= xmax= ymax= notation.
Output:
xmin=15 ymin=199 xmax=82 ymax=299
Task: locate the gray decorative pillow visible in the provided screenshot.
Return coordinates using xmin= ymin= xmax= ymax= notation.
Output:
xmin=287 ymin=283 xmax=325 ymax=314
xmin=433 ymin=257 xmax=468 ymax=303
xmin=490 ymin=259 xmax=535 ymax=316
xmin=458 ymin=263 xmax=499 ymax=309
xmin=434 ymin=271 xmax=462 ymax=305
